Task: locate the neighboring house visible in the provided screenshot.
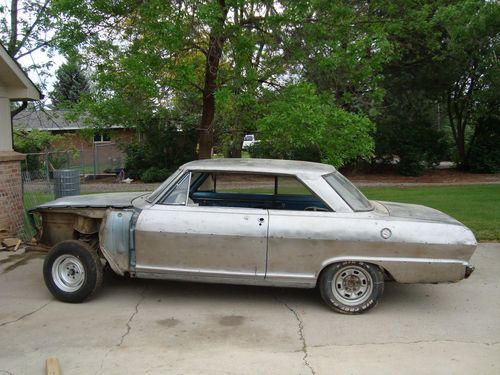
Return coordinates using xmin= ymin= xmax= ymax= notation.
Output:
xmin=13 ymin=108 xmax=138 ymax=173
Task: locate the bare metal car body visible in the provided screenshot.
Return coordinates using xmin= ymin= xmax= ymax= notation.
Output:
xmin=31 ymin=159 xmax=477 ymax=293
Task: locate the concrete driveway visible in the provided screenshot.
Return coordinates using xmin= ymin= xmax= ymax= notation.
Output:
xmin=0 ymin=244 xmax=499 ymax=375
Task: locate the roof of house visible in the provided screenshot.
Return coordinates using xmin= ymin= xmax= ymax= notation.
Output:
xmin=13 ymin=107 xmax=124 ymax=131
xmin=0 ymin=42 xmax=42 ymax=100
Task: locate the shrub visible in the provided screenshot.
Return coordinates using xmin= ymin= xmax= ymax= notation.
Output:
xmin=140 ymin=167 xmax=172 ymax=183
xmin=467 ymin=116 xmax=500 ymax=173
xmin=254 ymin=83 xmax=375 ymax=167
xmin=121 ymin=116 xmax=198 ymax=181
xmin=375 ymin=116 xmax=449 ymax=176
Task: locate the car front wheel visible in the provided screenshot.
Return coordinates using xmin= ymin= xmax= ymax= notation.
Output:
xmin=43 ymin=240 xmax=103 ymax=303
xmin=319 ymin=261 xmax=384 ymax=314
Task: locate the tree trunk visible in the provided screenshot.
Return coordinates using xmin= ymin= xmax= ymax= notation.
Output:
xmin=8 ymin=0 xmax=18 ymax=55
xmin=197 ymin=0 xmax=227 ymax=159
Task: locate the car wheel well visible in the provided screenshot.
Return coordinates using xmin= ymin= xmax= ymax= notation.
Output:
xmin=316 ymin=260 xmax=388 ymax=287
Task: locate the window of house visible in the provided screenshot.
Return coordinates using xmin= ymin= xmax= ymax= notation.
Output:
xmin=93 ymin=133 xmax=111 ymax=143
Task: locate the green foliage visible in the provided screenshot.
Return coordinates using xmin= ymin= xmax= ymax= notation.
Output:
xmin=14 ymin=130 xmax=79 ymax=172
xmin=254 ymin=83 xmax=374 ymax=167
xmin=51 ymin=0 xmax=395 ymax=160
xmin=122 ymin=116 xmax=197 ymax=180
xmin=467 ymin=116 xmax=500 ymax=173
xmin=375 ymin=94 xmax=450 ymax=176
xmin=14 ymin=129 xmax=56 ymax=154
xmin=140 ymin=167 xmax=173 ymax=183
xmin=14 ymin=130 xmax=60 ymax=172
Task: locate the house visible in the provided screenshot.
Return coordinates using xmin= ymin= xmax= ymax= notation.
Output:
xmin=0 ymin=42 xmax=42 ymax=238
xmin=13 ymin=107 xmax=139 ymax=174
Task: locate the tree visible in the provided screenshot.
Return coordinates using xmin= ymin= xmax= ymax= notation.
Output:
xmin=376 ymin=0 xmax=499 ymax=170
xmin=437 ymin=1 xmax=500 ymax=167
xmin=254 ymin=83 xmax=375 ymax=167
xmin=0 ymin=0 xmax=55 ymax=117
xmin=50 ymin=57 xmax=90 ymax=108
xmin=53 ymin=0 xmax=289 ymax=159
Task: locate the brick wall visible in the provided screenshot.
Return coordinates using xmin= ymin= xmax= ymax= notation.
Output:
xmin=0 ymin=156 xmax=24 ymax=238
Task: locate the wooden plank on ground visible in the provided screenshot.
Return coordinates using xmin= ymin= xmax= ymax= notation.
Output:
xmin=46 ymin=357 xmax=61 ymax=375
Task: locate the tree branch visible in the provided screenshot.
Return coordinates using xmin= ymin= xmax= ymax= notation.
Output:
xmin=10 ymin=101 xmax=28 ymax=119
xmin=14 ymin=0 xmax=51 ymax=56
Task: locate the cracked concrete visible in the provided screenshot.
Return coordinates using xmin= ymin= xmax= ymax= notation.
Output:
xmin=96 ymin=285 xmax=148 ymax=374
xmin=117 ymin=286 xmax=147 ymax=347
xmin=0 ymin=243 xmax=499 ymax=374
xmin=0 ymin=301 xmax=51 ymax=328
xmin=276 ymin=296 xmax=315 ymax=375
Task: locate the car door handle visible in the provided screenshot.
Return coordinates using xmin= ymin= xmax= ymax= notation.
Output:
xmin=258 ymin=217 xmax=265 ymax=226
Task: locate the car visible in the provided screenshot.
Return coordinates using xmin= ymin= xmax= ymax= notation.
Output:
xmin=242 ymin=134 xmax=260 ymax=149
xmin=30 ymin=158 xmax=477 ymax=314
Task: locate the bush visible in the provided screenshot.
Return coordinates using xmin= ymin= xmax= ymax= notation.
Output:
xmin=375 ymin=116 xmax=449 ymax=176
xmin=254 ymin=83 xmax=375 ymax=167
xmin=467 ymin=116 xmax=500 ymax=173
xmin=121 ymin=117 xmax=198 ymax=181
xmin=248 ymin=142 xmax=322 ymax=162
xmin=140 ymin=167 xmax=172 ymax=183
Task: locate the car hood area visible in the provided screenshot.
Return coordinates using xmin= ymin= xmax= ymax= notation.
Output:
xmin=31 ymin=191 xmax=150 ymax=211
xmin=376 ymin=200 xmax=463 ymax=225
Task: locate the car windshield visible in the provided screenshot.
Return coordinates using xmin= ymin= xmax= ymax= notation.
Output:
xmin=323 ymin=172 xmax=373 ymax=211
xmin=243 ymin=135 xmax=253 ymax=141
xmin=146 ymin=169 xmax=183 ymax=203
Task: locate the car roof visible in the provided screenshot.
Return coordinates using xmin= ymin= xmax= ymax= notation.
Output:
xmin=181 ymin=158 xmax=336 ymax=177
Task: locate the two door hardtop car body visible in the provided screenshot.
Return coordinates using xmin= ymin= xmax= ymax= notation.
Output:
xmin=33 ymin=158 xmax=477 ymax=314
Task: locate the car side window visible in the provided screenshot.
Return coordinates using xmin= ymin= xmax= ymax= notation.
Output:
xmin=188 ymin=172 xmax=331 ymax=211
xmin=215 ymin=173 xmax=275 ymax=194
xmin=159 ymin=173 xmax=190 ymax=205
xmin=276 ymin=176 xmax=313 ymax=196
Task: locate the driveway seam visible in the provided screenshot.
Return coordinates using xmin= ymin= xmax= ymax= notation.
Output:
xmin=309 ymin=339 xmax=500 ymax=348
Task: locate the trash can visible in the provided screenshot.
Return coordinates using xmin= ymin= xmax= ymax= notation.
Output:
xmin=53 ymin=169 xmax=81 ymax=198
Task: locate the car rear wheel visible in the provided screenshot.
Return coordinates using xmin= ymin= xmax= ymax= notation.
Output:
xmin=43 ymin=240 xmax=103 ymax=303
xmin=319 ymin=261 xmax=384 ymax=314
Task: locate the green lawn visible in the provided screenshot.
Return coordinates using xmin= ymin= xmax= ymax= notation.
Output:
xmin=362 ymin=184 xmax=500 ymax=241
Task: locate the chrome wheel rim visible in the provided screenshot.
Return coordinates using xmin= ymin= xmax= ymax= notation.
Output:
xmin=52 ymin=255 xmax=85 ymax=292
xmin=332 ymin=265 xmax=373 ymax=306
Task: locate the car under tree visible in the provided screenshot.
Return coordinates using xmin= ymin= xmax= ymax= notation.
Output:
xmin=30 ymin=158 xmax=477 ymax=314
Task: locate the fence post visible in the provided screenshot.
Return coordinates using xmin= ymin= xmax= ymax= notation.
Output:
xmin=93 ymin=142 xmax=97 ymax=179
xmin=44 ymin=150 xmax=50 ymax=183
xmin=80 ymin=144 xmax=84 ymax=176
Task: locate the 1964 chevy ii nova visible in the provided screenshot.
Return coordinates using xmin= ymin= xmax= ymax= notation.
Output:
xmin=30 ymin=159 xmax=477 ymax=314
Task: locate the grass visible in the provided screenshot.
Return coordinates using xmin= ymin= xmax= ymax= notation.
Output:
xmin=22 ymin=184 xmax=500 ymax=241
xmin=362 ymin=184 xmax=500 ymax=241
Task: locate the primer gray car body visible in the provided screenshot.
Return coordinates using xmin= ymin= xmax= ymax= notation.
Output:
xmin=31 ymin=158 xmax=477 ymax=288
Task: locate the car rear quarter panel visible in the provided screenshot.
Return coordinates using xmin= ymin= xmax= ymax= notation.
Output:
xmin=267 ymin=210 xmax=477 ymax=284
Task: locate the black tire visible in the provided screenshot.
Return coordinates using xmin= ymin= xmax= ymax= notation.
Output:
xmin=43 ymin=240 xmax=103 ymax=303
xmin=319 ymin=261 xmax=384 ymax=314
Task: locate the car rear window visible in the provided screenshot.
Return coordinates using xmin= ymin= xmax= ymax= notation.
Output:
xmin=323 ymin=172 xmax=372 ymax=211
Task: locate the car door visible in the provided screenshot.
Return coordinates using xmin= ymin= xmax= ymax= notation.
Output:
xmin=134 ymin=172 xmax=269 ymax=280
